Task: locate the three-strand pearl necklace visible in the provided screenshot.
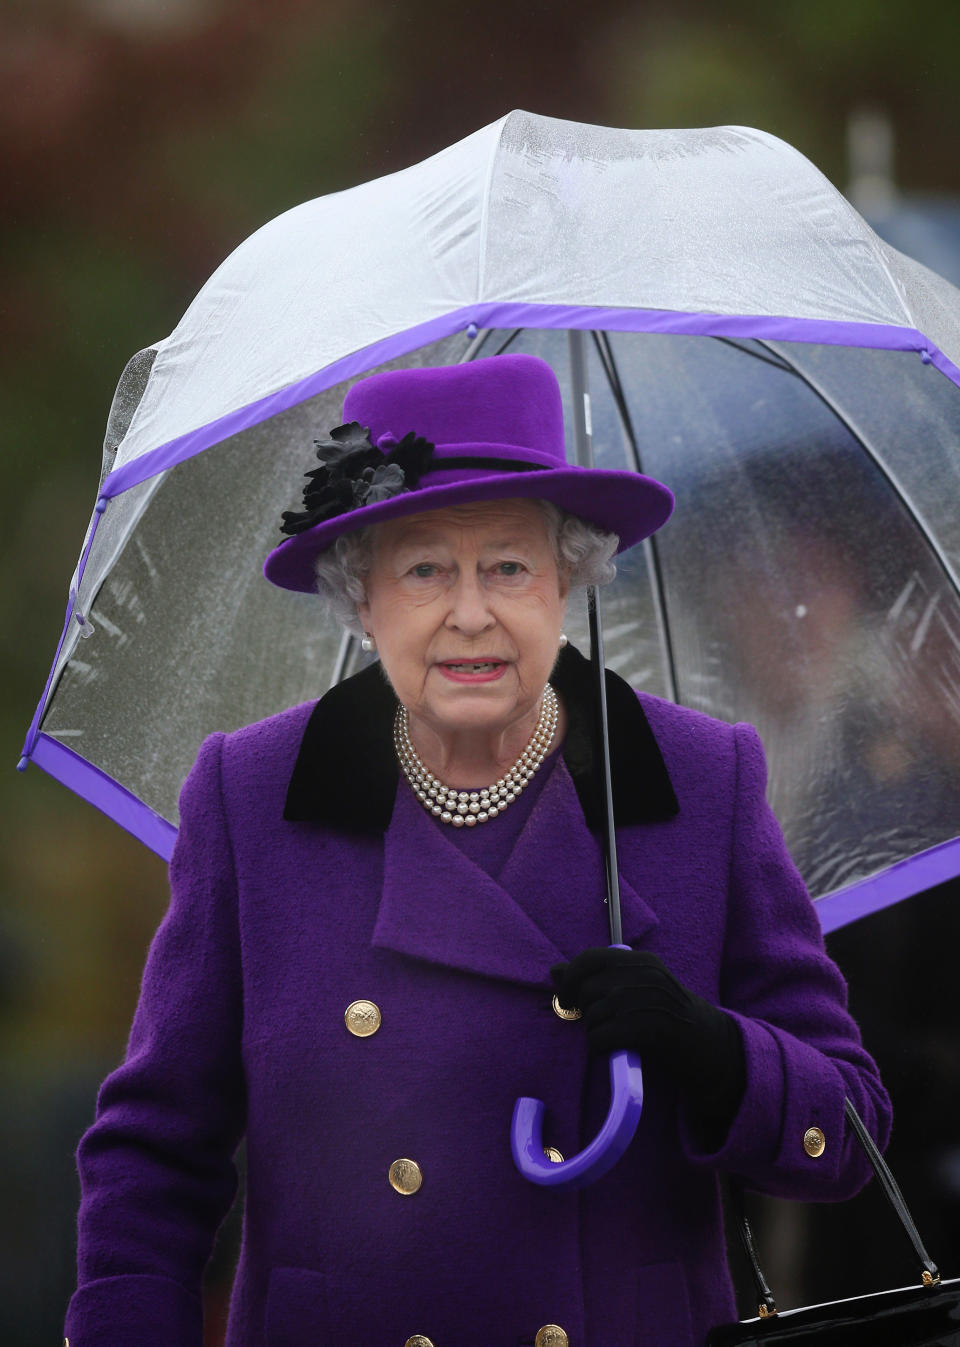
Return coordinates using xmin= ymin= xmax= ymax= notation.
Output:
xmin=394 ymin=683 xmax=559 ymax=827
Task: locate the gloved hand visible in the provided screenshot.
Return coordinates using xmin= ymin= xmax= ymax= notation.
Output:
xmin=550 ymin=947 xmax=746 ymax=1144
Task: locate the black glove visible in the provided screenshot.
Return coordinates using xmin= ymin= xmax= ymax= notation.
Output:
xmin=550 ymin=947 xmax=746 ymax=1146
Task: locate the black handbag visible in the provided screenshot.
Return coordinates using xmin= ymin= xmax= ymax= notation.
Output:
xmin=707 ymin=1097 xmax=960 ymax=1345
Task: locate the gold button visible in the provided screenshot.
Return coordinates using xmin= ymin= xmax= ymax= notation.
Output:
xmin=552 ymin=993 xmax=582 ymax=1021
xmin=536 ymin=1327 xmax=569 ymax=1347
xmin=345 ymin=999 xmax=382 ymax=1036
xmin=544 ymin=1146 xmax=564 ymax=1163
xmin=389 ymin=1158 xmax=423 ymax=1194
xmin=803 ymin=1126 xmax=826 ymax=1157
xmin=405 ymin=1338 xmax=435 ymax=1347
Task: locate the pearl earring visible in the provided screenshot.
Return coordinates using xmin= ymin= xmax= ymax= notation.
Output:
xmin=558 ymin=633 xmax=568 ymax=649
xmin=360 ymin=634 xmax=376 ymax=654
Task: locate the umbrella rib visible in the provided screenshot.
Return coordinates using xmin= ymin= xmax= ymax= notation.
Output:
xmin=492 ymin=329 xmax=522 ymax=356
xmin=712 ymin=336 xmax=796 ymax=373
xmin=570 ymin=329 xmax=622 ymax=939
xmin=330 ymin=631 xmax=357 ymax=689
xmin=461 ymin=327 xmax=493 ymax=362
xmin=593 ymin=331 xmax=680 ymax=706
xmin=754 ymin=339 xmax=960 ymax=594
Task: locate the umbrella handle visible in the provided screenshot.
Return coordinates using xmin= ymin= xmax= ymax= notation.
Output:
xmin=511 ymin=1052 xmax=644 ymax=1189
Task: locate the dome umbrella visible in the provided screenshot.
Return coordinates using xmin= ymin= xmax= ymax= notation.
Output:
xmin=21 ymin=110 xmax=960 ymax=936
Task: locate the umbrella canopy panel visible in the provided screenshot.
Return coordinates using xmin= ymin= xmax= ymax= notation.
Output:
xmin=38 ymin=329 xmax=960 ymax=913
xmin=590 ymin=331 xmax=960 ymax=895
xmin=40 ymin=332 xmax=474 ymax=821
xmin=98 ymin=112 xmax=960 ymax=492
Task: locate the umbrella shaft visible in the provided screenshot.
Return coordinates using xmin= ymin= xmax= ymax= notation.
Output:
xmin=568 ymin=329 xmax=623 ymax=944
xmin=587 ymin=585 xmax=623 ymax=943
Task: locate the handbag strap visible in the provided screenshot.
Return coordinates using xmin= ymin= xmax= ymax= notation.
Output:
xmin=732 ymin=1096 xmax=940 ymax=1317
xmin=731 ymin=1190 xmax=778 ymax=1318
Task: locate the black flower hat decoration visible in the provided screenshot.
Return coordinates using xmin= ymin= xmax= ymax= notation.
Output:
xmin=280 ymin=421 xmax=436 ymax=536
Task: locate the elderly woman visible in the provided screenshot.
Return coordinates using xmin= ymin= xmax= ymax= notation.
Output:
xmin=65 ymin=353 xmax=891 ymax=1347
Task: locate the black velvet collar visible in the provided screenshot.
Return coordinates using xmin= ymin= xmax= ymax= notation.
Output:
xmin=283 ymin=643 xmax=679 ymax=832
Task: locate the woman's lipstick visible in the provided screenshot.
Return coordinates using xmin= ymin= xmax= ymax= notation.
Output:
xmin=436 ymin=660 xmax=508 ymax=684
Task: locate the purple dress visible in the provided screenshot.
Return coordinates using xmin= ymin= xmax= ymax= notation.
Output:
xmin=64 ymin=645 xmax=892 ymax=1347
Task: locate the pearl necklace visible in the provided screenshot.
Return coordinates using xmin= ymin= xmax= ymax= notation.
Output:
xmin=393 ymin=684 xmax=559 ymax=827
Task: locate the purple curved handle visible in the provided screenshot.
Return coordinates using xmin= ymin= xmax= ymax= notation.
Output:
xmin=511 ymin=1048 xmax=644 ymax=1187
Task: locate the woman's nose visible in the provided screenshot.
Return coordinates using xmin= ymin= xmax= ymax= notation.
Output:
xmin=444 ymin=572 xmax=495 ymax=635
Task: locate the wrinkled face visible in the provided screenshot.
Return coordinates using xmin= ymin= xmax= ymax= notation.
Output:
xmin=357 ymin=499 xmax=569 ymax=739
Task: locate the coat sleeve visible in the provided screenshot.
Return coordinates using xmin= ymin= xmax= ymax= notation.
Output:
xmin=64 ymin=732 xmax=246 ymax=1346
xmin=677 ymin=720 xmax=892 ymax=1200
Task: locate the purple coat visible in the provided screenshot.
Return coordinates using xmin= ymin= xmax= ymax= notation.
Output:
xmin=65 ymin=648 xmax=892 ymax=1347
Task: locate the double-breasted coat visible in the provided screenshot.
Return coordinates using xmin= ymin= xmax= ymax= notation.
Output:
xmin=65 ymin=646 xmax=892 ymax=1347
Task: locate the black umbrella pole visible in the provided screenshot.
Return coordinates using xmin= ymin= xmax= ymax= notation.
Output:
xmin=587 ymin=585 xmax=623 ymax=943
xmin=568 ymin=329 xmax=623 ymax=945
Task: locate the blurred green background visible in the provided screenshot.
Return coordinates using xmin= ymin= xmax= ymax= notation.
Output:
xmin=3 ymin=1 xmax=959 ymax=1342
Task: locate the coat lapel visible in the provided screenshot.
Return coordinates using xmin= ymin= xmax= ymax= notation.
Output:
xmin=374 ymin=781 xmax=567 ymax=987
xmin=493 ymin=756 xmax=659 ymax=959
xmin=373 ymin=757 xmax=660 ymax=988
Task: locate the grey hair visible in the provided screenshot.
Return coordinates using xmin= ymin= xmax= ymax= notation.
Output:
xmin=313 ymin=499 xmax=618 ymax=635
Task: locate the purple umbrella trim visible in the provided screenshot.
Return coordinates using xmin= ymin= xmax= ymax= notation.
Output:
xmin=817 ymin=834 xmax=960 ymax=934
xmin=99 ymin=304 xmax=960 ymax=501
xmin=26 ymin=733 xmax=177 ymax=860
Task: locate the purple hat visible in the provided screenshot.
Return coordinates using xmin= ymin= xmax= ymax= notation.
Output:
xmin=264 ymin=353 xmax=674 ymax=593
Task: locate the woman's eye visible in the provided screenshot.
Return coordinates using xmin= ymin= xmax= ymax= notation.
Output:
xmin=495 ymin=561 xmax=524 ymax=576
xmin=412 ymin=563 xmax=438 ymax=578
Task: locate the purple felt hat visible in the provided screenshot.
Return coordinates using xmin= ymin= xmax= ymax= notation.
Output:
xmin=263 ymin=353 xmax=674 ymax=593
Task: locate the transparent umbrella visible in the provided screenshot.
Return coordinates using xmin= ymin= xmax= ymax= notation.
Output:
xmin=20 ymin=110 xmax=960 ymax=938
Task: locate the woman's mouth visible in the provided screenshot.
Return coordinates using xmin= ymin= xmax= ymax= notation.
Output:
xmin=437 ymin=660 xmax=508 ymax=683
